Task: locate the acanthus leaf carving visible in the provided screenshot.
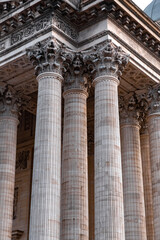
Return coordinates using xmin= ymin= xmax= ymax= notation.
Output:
xmin=136 ymin=85 xmax=160 ymax=116
xmin=27 ymin=39 xmax=65 ymax=76
xmin=88 ymin=39 xmax=129 ymax=79
xmin=63 ymin=51 xmax=94 ymax=91
xmin=11 ymin=15 xmax=52 ymax=46
xmin=119 ymin=92 xmax=147 ymax=126
xmin=146 ymin=85 xmax=160 ymax=114
xmin=0 ymin=85 xmax=30 ymax=118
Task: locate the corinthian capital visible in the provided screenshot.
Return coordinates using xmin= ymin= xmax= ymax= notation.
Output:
xmin=0 ymin=86 xmax=22 ymax=118
xmin=63 ymin=52 xmax=94 ymax=92
xmin=119 ymin=93 xmax=144 ymax=126
xmin=88 ymin=39 xmax=129 ymax=79
xmin=146 ymin=85 xmax=160 ymax=115
xmin=27 ymin=39 xmax=65 ymax=76
xmin=136 ymin=85 xmax=160 ymax=116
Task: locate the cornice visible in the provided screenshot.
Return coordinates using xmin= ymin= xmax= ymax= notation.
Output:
xmin=0 ymin=0 xmax=159 ymax=59
xmin=116 ymin=0 xmax=160 ymax=34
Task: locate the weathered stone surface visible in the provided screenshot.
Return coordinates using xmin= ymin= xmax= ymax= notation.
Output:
xmin=27 ymin=39 xmax=65 ymax=76
xmin=140 ymin=126 xmax=155 ymax=240
xmin=92 ymin=39 xmax=129 ymax=240
xmin=0 ymin=87 xmax=20 ymax=240
xmin=89 ymin=39 xmax=129 ymax=79
xmin=94 ymin=75 xmax=125 ymax=240
xmin=29 ymin=72 xmax=63 ymax=240
xmin=120 ymin=97 xmax=147 ymax=240
xmin=61 ymin=89 xmax=89 ymax=240
xmin=147 ymin=85 xmax=160 ymax=240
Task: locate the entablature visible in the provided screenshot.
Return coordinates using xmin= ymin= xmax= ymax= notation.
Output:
xmin=0 ymin=0 xmax=160 ymax=58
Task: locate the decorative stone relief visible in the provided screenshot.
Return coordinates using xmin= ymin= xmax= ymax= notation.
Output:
xmin=14 ymin=79 xmax=38 ymax=96
xmin=0 ymin=86 xmax=22 ymax=118
xmin=53 ymin=14 xmax=78 ymax=40
xmin=63 ymin=51 xmax=94 ymax=91
xmin=0 ymin=57 xmax=32 ymax=82
xmin=11 ymin=15 xmax=52 ymax=46
xmin=13 ymin=187 xmax=18 ymax=220
xmin=122 ymin=63 xmax=154 ymax=89
xmin=86 ymin=39 xmax=129 ymax=79
xmin=119 ymin=92 xmax=145 ymax=125
xmin=27 ymin=39 xmax=65 ymax=76
xmin=5 ymin=12 xmax=77 ymax=49
xmin=136 ymin=85 xmax=160 ymax=116
xmin=16 ymin=150 xmax=30 ymax=170
xmin=146 ymin=85 xmax=160 ymax=115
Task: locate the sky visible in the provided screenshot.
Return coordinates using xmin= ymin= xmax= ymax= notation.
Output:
xmin=132 ymin=0 xmax=152 ymax=10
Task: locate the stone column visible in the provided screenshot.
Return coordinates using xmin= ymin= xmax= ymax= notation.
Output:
xmin=0 ymin=86 xmax=20 ymax=240
xmin=146 ymin=85 xmax=160 ymax=240
xmin=92 ymin=40 xmax=129 ymax=240
xmin=120 ymin=94 xmax=147 ymax=240
xmin=140 ymin=123 xmax=154 ymax=240
xmin=27 ymin=41 xmax=63 ymax=240
xmin=61 ymin=53 xmax=89 ymax=240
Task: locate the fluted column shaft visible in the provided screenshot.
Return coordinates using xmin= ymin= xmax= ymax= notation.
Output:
xmin=0 ymin=86 xmax=21 ymax=240
xmin=94 ymin=76 xmax=125 ymax=240
xmin=0 ymin=115 xmax=18 ymax=240
xmin=61 ymin=89 xmax=88 ymax=240
xmin=140 ymin=131 xmax=154 ymax=240
xmin=29 ymin=72 xmax=62 ymax=240
xmin=148 ymin=113 xmax=160 ymax=240
xmin=121 ymin=120 xmax=147 ymax=240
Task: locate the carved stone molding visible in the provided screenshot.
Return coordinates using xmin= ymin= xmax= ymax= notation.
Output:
xmin=136 ymin=85 xmax=160 ymax=116
xmin=63 ymin=51 xmax=93 ymax=92
xmin=119 ymin=92 xmax=144 ymax=126
xmin=146 ymin=85 xmax=160 ymax=115
xmin=88 ymin=39 xmax=129 ymax=80
xmin=27 ymin=39 xmax=65 ymax=76
xmin=0 ymin=86 xmax=23 ymax=118
xmin=0 ymin=0 xmax=159 ymax=57
xmin=11 ymin=15 xmax=52 ymax=46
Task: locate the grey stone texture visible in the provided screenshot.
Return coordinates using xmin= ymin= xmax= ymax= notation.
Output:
xmin=140 ymin=130 xmax=155 ymax=240
xmin=29 ymin=72 xmax=63 ymax=240
xmin=94 ymin=75 xmax=125 ymax=240
xmin=120 ymin=120 xmax=147 ymax=240
xmin=148 ymin=113 xmax=160 ymax=240
xmin=0 ymin=88 xmax=19 ymax=240
xmin=61 ymin=89 xmax=89 ymax=240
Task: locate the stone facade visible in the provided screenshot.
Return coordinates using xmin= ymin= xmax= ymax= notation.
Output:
xmin=0 ymin=0 xmax=160 ymax=240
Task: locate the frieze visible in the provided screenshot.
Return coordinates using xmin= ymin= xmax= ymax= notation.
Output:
xmin=6 ymin=12 xmax=77 ymax=50
xmin=52 ymin=14 xmax=78 ymax=40
xmin=11 ymin=15 xmax=52 ymax=46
